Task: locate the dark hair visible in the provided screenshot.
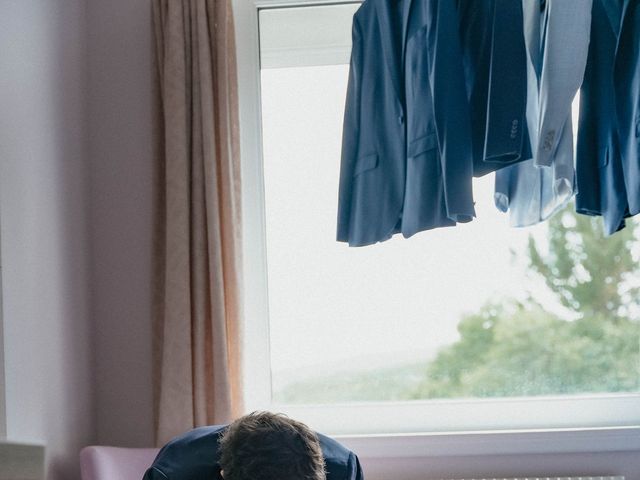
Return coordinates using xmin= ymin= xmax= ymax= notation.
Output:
xmin=218 ymin=411 xmax=326 ymax=480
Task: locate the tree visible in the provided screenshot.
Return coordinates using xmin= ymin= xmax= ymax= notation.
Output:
xmin=410 ymin=207 xmax=640 ymax=399
xmin=412 ymin=301 xmax=639 ymax=398
xmin=527 ymin=208 xmax=640 ymax=319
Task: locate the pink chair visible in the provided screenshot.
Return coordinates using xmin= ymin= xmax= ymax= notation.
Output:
xmin=80 ymin=446 xmax=160 ymax=480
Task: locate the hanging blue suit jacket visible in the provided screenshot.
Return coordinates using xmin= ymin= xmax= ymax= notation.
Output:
xmin=142 ymin=426 xmax=364 ymax=480
xmin=337 ymin=0 xmax=475 ymax=247
xmin=457 ymin=0 xmax=531 ymax=177
xmin=576 ymin=0 xmax=640 ymax=235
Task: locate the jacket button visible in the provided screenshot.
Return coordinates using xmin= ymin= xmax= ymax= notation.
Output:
xmin=543 ymin=130 xmax=555 ymax=151
xmin=398 ymin=114 xmax=404 ymax=125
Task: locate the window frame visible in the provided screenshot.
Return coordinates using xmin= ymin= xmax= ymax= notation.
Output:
xmin=232 ymin=0 xmax=640 ymax=455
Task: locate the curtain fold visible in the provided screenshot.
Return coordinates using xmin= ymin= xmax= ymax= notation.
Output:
xmin=151 ymin=0 xmax=244 ymax=446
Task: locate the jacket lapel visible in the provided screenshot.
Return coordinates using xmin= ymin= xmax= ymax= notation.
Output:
xmin=601 ymin=0 xmax=623 ymax=37
xmin=613 ymin=0 xmax=634 ymax=82
xmin=400 ymin=0 xmax=413 ymax=66
xmin=615 ymin=0 xmax=632 ymax=56
xmin=376 ymin=0 xmax=405 ymax=103
xmin=523 ymin=0 xmax=542 ymax=83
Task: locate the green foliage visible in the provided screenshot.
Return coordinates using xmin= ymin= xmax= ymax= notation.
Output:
xmin=527 ymin=209 xmax=639 ymax=318
xmin=411 ymin=207 xmax=640 ymax=399
xmin=409 ymin=302 xmax=639 ymax=399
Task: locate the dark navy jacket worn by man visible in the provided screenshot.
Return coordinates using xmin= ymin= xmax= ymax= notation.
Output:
xmin=337 ymin=0 xmax=475 ymax=247
xmin=142 ymin=426 xmax=364 ymax=480
xmin=576 ymin=0 xmax=640 ymax=235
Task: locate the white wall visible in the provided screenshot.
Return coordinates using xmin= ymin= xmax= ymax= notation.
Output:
xmin=0 ymin=1 xmax=94 ymax=479
xmin=86 ymin=0 xmax=155 ymax=447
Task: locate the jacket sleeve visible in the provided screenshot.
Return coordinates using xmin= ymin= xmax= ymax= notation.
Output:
xmin=427 ymin=0 xmax=475 ymax=222
xmin=484 ymin=0 xmax=531 ymax=164
xmin=494 ymin=165 xmax=513 ymax=213
xmin=336 ymin=16 xmax=363 ymax=242
xmin=535 ymin=0 xmax=592 ymax=166
xmin=142 ymin=467 xmax=169 ymax=480
xmin=345 ymin=452 xmax=365 ymax=480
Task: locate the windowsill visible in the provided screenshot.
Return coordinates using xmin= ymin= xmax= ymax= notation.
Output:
xmin=335 ymin=426 xmax=640 ymax=459
xmin=275 ymin=394 xmax=640 ymax=439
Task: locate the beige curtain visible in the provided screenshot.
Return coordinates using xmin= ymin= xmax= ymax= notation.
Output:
xmin=152 ymin=0 xmax=244 ymax=446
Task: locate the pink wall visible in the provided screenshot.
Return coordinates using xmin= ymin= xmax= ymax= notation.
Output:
xmin=0 ymin=0 xmax=155 ymax=475
xmin=1 ymin=1 xmax=638 ymax=479
xmin=83 ymin=1 xmax=640 ymax=479
xmin=0 ymin=1 xmax=94 ymax=479
xmin=86 ymin=0 xmax=155 ymax=448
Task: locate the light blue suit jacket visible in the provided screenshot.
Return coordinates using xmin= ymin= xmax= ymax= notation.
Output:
xmin=495 ymin=0 xmax=592 ymax=227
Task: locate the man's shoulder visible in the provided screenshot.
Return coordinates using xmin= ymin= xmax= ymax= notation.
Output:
xmin=148 ymin=425 xmax=360 ymax=480
xmin=159 ymin=425 xmax=226 ymax=454
xmin=317 ymin=433 xmax=356 ymax=480
xmin=150 ymin=425 xmax=227 ymax=478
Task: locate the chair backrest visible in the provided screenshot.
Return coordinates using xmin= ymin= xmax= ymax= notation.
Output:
xmin=80 ymin=446 xmax=160 ymax=480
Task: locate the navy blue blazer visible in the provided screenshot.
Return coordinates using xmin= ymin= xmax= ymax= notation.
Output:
xmin=457 ymin=0 xmax=531 ymax=177
xmin=337 ymin=0 xmax=475 ymax=247
xmin=576 ymin=0 xmax=640 ymax=235
xmin=142 ymin=426 xmax=364 ymax=480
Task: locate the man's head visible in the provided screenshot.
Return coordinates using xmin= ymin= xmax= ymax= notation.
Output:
xmin=218 ymin=411 xmax=326 ymax=480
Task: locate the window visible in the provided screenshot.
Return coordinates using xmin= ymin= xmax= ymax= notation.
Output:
xmin=235 ymin=0 xmax=640 ymax=437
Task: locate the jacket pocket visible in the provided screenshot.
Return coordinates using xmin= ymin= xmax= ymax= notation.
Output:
xmin=408 ymin=132 xmax=438 ymax=158
xmin=353 ymin=152 xmax=378 ymax=177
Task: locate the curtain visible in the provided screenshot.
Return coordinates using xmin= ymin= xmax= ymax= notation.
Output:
xmin=151 ymin=0 xmax=244 ymax=446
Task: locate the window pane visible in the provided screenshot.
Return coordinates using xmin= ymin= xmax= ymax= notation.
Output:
xmin=258 ymin=6 xmax=640 ymax=406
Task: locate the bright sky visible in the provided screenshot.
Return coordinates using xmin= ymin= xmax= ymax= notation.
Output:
xmin=260 ymin=65 xmax=571 ymax=389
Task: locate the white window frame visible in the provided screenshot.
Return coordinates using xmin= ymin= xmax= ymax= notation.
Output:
xmin=232 ymin=0 xmax=640 ymax=457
